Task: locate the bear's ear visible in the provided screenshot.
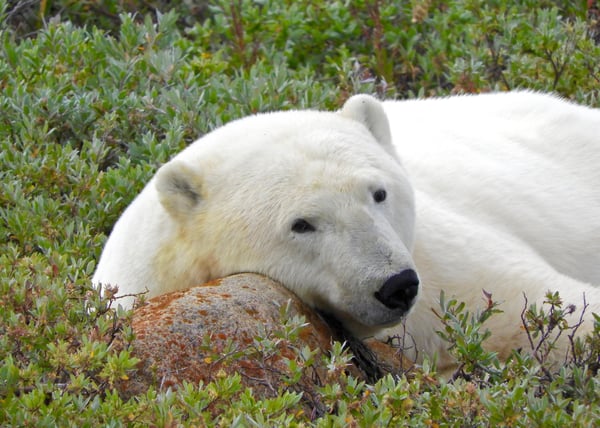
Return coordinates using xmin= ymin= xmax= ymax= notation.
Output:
xmin=155 ymin=159 xmax=204 ymax=219
xmin=339 ymin=94 xmax=393 ymax=151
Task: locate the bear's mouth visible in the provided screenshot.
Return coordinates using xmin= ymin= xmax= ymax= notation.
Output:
xmin=315 ymin=299 xmax=410 ymax=338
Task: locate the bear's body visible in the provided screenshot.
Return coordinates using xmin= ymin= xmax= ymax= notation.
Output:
xmin=382 ymin=92 xmax=600 ymax=370
xmin=94 ymin=92 xmax=600 ymax=370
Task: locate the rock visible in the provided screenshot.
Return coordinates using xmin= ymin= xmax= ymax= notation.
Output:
xmin=117 ymin=273 xmax=411 ymax=415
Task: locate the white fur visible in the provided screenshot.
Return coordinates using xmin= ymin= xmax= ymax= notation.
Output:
xmin=94 ymin=102 xmax=417 ymax=333
xmin=94 ymin=91 xmax=600 ymax=370
xmin=382 ymin=92 xmax=600 ymax=371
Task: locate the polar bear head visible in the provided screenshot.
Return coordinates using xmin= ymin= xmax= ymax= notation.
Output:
xmin=97 ymin=95 xmax=419 ymax=337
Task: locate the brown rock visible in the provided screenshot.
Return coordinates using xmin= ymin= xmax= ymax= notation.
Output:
xmin=117 ymin=273 xmax=411 ymax=416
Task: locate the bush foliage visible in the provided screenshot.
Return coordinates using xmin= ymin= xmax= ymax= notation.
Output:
xmin=1 ymin=0 xmax=599 ymax=425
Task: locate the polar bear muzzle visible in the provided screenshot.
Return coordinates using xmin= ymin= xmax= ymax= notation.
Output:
xmin=374 ymin=269 xmax=419 ymax=312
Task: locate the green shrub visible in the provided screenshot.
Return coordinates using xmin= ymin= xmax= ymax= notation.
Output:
xmin=1 ymin=0 xmax=599 ymax=425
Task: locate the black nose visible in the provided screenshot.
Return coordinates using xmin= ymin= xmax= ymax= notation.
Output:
xmin=374 ymin=269 xmax=419 ymax=310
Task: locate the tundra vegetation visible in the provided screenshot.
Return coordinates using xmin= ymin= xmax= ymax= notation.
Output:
xmin=1 ymin=0 xmax=599 ymax=425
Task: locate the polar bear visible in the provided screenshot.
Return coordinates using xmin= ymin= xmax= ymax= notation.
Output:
xmin=94 ymin=91 xmax=600 ymax=370
xmin=94 ymin=97 xmax=420 ymax=336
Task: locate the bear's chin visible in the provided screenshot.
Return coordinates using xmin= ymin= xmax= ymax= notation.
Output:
xmin=316 ymin=307 xmax=407 ymax=340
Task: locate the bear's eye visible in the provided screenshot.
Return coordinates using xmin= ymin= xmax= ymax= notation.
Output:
xmin=291 ymin=219 xmax=316 ymax=233
xmin=373 ymin=189 xmax=387 ymax=203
